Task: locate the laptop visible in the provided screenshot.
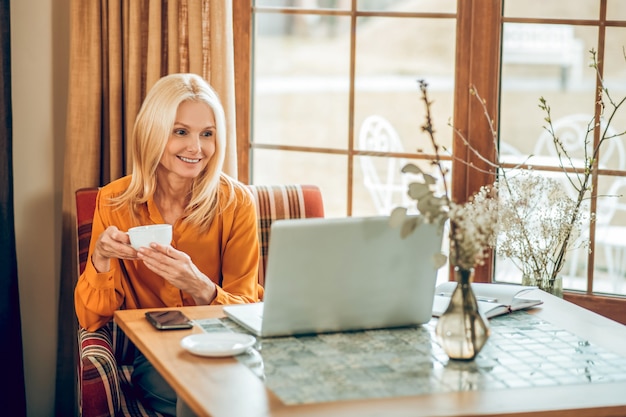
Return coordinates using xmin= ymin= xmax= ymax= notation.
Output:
xmin=223 ymin=216 xmax=444 ymax=337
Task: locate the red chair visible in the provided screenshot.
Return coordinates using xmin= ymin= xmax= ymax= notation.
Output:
xmin=75 ymin=184 xmax=324 ymax=416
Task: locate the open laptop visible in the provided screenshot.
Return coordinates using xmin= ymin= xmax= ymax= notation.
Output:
xmin=223 ymin=216 xmax=444 ymax=337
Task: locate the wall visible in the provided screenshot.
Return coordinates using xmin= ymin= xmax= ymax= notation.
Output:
xmin=10 ymin=0 xmax=69 ymax=415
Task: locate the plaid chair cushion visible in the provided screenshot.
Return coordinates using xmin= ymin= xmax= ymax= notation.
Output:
xmin=75 ymin=184 xmax=324 ymax=416
xmin=249 ymin=184 xmax=324 ymax=288
xmin=78 ymin=323 xmax=163 ymax=417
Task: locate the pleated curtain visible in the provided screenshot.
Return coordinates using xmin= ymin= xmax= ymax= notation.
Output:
xmin=55 ymin=1 xmax=238 ymax=415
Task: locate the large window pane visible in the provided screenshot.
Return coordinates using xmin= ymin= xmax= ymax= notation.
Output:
xmin=607 ymin=0 xmax=626 ymax=20
xmin=604 ymin=28 xmax=626 ymax=93
xmin=253 ymin=13 xmax=351 ymax=148
xmin=353 ymin=154 xmax=449 ymax=217
xmin=255 ymin=0 xmax=457 ymax=13
xmin=252 ymin=149 xmax=348 ymax=217
xmin=354 ymin=17 xmax=456 ymax=155
xmin=501 ymin=23 xmax=596 ymax=95
xmin=357 ymin=0 xmax=456 ymax=13
xmin=499 ymin=23 xmax=598 ymax=158
xmin=255 ymin=0 xmax=348 ymax=9
xmin=503 ymin=0 xmax=599 ymax=19
xmin=593 ymin=34 xmax=626 ymax=296
xmin=252 ymin=5 xmax=457 ymax=219
xmin=353 ymin=154 xmax=407 ymax=217
xmin=594 ymin=175 xmax=626 ymax=295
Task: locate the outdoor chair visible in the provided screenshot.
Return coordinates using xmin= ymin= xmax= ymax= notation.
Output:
xmin=75 ymin=184 xmax=325 ymax=417
xmin=358 ymin=115 xmax=411 ymax=215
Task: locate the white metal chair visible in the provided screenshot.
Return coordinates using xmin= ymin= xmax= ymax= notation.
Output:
xmin=358 ymin=115 xmax=412 ymax=214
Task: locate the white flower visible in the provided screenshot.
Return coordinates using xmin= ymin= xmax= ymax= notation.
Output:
xmin=496 ymin=171 xmax=586 ymax=283
xmin=448 ymin=185 xmax=499 ymax=270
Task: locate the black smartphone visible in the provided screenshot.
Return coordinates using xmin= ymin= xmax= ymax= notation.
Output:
xmin=145 ymin=310 xmax=193 ymax=330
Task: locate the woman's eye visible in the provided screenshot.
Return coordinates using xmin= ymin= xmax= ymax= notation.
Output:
xmin=201 ymin=130 xmax=214 ymax=138
xmin=173 ymin=128 xmax=187 ymax=136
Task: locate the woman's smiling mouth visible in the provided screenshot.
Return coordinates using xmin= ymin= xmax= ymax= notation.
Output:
xmin=178 ymin=156 xmax=201 ymax=163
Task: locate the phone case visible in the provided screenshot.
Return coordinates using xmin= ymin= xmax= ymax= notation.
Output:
xmin=145 ymin=310 xmax=193 ymax=330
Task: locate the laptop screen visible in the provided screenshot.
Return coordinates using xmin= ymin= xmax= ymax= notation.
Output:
xmin=227 ymin=216 xmax=444 ymax=337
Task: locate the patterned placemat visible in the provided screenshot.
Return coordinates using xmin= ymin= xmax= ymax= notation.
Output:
xmin=195 ymin=312 xmax=626 ymax=405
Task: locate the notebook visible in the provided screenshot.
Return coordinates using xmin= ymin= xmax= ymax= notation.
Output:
xmin=223 ymin=216 xmax=444 ymax=337
xmin=432 ymin=282 xmax=543 ymax=319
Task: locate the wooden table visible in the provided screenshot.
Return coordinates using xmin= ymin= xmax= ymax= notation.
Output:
xmin=114 ymin=290 xmax=626 ymax=417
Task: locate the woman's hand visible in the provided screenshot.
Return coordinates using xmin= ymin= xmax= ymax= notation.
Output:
xmin=136 ymin=243 xmax=218 ymax=305
xmin=92 ymin=226 xmax=138 ymax=273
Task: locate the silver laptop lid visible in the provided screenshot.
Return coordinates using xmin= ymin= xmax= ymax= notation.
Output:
xmin=257 ymin=216 xmax=443 ymax=337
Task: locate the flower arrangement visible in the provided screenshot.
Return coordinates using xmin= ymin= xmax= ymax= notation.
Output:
xmin=496 ymin=171 xmax=583 ymax=293
xmin=392 ymin=49 xmax=626 ymax=294
xmin=389 ymin=79 xmax=498 ymax=360
xmin=490 ymin=49 xmax=624 ymax=292
xmin=389 ymin=79 xmax=499 ymax=273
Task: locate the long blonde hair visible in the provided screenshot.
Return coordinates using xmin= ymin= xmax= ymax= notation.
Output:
xmin=112 ymin=73 xmax=238 ymax=230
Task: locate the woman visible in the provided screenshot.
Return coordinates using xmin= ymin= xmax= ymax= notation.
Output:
xmin=75 ymin=73 xmax=261 ymax=416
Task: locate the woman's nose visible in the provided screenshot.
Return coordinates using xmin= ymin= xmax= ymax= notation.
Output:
xmin=185 ymin=135 xmax=201 ymax=151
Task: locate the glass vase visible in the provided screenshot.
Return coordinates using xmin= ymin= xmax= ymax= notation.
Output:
xmin=435 ymin=267 xmax=490 ymax=360
xmin=522 ymin=274 xmax=563 ymax=298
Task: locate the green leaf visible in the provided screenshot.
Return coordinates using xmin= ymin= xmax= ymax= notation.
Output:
xmin=422 ymin=173 xmax=437 ymax=185
xmin=402 ymin=163 xmax=423 ymax=175
xmin=407 ymin=182 xmax=432 ymax=200
xmin=417 ymin=194 xmax=446 ymax=218
xmin=400 ymin=217 xmax=420 ymax=238
xmin=389 ymin=207 xmax=407 ymax=228
xmin=432 ymin=253 xmax=448 ymax=269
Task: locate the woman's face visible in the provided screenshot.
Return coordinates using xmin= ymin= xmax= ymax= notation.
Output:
xmin=158 ymin=100 xmax=216 ymax=182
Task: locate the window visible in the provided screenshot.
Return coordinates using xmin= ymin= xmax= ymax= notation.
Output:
xmin=241 ymin=0 xmax=456 ymax=219
xmin=495 ymin=0 xmax=626 ymax=320
xmin=233 ymin=0 xmax=626 ymax=323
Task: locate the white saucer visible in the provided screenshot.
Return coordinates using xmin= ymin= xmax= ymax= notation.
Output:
xmin=180 ymin=332 xmax=256 ymax=357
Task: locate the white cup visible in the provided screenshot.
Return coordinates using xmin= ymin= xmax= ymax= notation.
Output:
xmin=127 ymin=224 xmax=172 ymax=250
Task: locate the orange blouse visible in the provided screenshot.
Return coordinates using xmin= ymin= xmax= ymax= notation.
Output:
xmin=75 ymin=175 xmax=261 ymax=331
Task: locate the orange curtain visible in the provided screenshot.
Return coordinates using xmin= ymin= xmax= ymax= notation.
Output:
xmin=55 ymin=1 xmax=237 ymax=415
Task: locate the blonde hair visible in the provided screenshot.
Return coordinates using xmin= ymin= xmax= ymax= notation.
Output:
xmin=112 ymin=73 xmax=238 ymax=230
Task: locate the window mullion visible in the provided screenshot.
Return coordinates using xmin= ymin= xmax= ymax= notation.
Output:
xmin=453 ymin=0 xmax=502 ymax=282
